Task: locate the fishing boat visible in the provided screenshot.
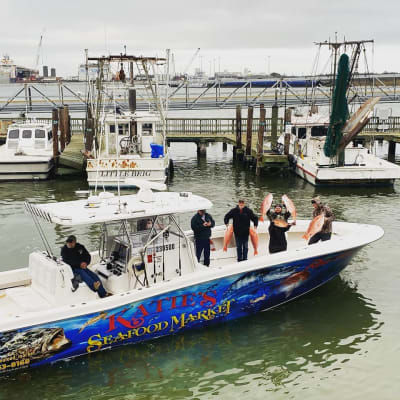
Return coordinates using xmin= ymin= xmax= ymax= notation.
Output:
xmin=85 ymin=53 xmax=171 ymax=188
xmin=0 ymin=121 xmax=54 ymax=180
xmin=0 ymin=182 xmax=383 ymax=373
xmin=279 ymin=45 xmax=400 ymax=186
xmin=86 ymin=108 xmax=170 ymax=188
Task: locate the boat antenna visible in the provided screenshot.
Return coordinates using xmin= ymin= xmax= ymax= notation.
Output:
xmin=24 ymin=202 xmax=54 ymax=259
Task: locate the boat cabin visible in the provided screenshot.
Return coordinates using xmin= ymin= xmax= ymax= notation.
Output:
xmin=286 ymin=115 xmax=369 ymax=166
xmin=6 ymin=122 xmax=53 ymax=152
xmin=101 ymin=111 xmax=164 ymax=157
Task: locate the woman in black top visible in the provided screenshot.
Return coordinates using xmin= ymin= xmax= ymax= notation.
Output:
xmin=267 ymin=204 xmax=293 ymax=254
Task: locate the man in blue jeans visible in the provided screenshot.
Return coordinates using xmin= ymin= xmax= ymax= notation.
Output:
xmin=61 ymin=235 xmax=107 ymax=298
xmin=191 ymin=210 xmax=215 ymax=267
xmin=224 ymin=199 xmax=258 ymax=262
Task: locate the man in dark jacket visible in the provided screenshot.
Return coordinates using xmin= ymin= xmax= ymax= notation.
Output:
xmin=267 ymin=204 xmax=293 ymax=253
xmin=191 ymin=210 xmax=215 ymax=267
xmin=61 ymin=235 xmax=107 ymax=298
xmin=224 ymin=199 xmax=258 ymax=262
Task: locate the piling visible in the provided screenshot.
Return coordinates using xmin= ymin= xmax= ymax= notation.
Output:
xmin=222 ymin=142 xmax=227 ymax=152
xmin=245 ymin=106 xmax=254 ymax=162
xmin=58 ymin=107 xmax=65 ymax=152
xmin=388 ymin=141 xmax=396 ymax=163
xmin=271 ymin=103 xmax=278 ymax=149
xmin=52 ymin=108 xmax=59 ymax=168
xmin=128 ymin=89 xmax=136 ymax=112
xmin=233 ymin=105 xmax=243 ymax=160
xmin=197 ymin=141 xmax=207 ymax=157
xmin=256 ymin=104 xmax=266 ymax=175
xmin=64 ymin=105 xmax=71 ymax=144
xmin=284 ymin=133 xmax=291 ymax=155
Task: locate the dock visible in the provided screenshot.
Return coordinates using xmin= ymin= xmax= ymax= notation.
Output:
xmin=1 ymin=105 xmax=400 ymax=176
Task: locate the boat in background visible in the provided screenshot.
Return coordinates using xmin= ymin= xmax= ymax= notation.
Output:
xmin=86 ymin=108 xmax=170 ymax=188
xmin=0 ymin=182 xmax=383 ymax=373
xmin=0 ymin=120 xmax=54 ymax=180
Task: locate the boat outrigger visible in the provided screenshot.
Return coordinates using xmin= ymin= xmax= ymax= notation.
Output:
xmin=0 ymin=183 xmax=383 ymax=373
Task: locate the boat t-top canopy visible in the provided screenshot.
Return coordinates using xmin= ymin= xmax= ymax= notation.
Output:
xmin=25 ymin=191 xmax=213 ymax=226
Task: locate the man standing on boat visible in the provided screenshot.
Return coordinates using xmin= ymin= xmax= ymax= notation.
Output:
xmin=61 ymin=235 xmax=107 ymax=298
xmin=224 ymin=199 xmax=258 ymax=262
xmin=191 ymin=210 xmax=215 ymax=267
xmin=309 ymin=197 xmax=335 ymax=244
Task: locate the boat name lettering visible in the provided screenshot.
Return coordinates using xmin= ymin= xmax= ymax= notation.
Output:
xmin=87 ymin=299 xmax=234 ymax=353
xmin=105 ymin=290 xmax=218 ymax=333
xmin=147 ymin=244 xmax=175 ymax=254
xmin=99 ymin=170 xmax=151 ymax=177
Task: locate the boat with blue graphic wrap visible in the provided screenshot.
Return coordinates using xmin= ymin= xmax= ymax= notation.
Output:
xmin=0 ymin=182 xmax=383 ymax=373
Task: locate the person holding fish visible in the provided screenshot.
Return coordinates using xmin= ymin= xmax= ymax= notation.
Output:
xmin=267 ymin=203 xmax=295 ymax=253
xmin=61 ymin=235 xmax=108 ymax=298
xmin=308 ymin=197 xmax=335 ymax=244
xmin=224 ymin=199 xmax=258 ymax=262
xmin=191 ymin=210 xmax=215 ymax=267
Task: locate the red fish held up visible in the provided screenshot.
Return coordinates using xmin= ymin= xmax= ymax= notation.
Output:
xmin=282 ymin=194 xmax=297 ymax=223
xmin=302 ymin=214 xmax=325 ymax=241
xmin=260 ymin=193 xmax=273 ymax=222
xmin=249 ymin=227 xmax=259 ymax=255
xmin=223 ymin=224 xmax=234 ymax=252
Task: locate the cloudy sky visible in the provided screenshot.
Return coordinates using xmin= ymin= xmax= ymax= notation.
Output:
xmin=1 ymin=0 xmax=399 ymax=77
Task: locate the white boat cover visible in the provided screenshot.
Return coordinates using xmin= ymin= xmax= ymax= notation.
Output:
xmin=25 ymin=191 xmax=213 ymax=226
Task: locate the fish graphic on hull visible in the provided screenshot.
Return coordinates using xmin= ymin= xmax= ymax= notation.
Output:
xmin=0 ymin=328 xmax=71 ymax=363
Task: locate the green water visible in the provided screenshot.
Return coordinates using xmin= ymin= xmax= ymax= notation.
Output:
xmin=0 ymin=142 xmax=399 ymax=399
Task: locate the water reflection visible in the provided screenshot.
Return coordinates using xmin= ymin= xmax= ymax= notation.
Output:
xmin=0 ymin=277 xmax=379 ymax=399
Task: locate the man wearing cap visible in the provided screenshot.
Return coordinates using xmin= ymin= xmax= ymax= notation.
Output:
xmin=309 ymin=197 xmax=335 ymax=244
xmin=267 ymin=203 xmax=293 ymax=253
xmin=61 ymin=235 xmax=107 ymax=298
xmin=191 ymin=210 xmax=215 ymax=267
xmin=224 ymin=199 xmax=258 ymax=262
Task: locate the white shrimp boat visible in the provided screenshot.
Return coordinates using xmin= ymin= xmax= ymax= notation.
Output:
xmin=0 ymin=121 xmax=54 ymax=180
xmin=0 ymin=182 xmax=383 ymax=373
xmin=281 ymin=110 xmax=400 ymax=186
xmin=86 ymin=110 xmax=170 ymax=188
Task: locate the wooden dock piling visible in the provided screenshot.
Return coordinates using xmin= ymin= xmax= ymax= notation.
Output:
xmin=388 ymin=141 xmax=396 ymax=163
xmin=64 ymin=105 xmax=71 ymax=145
xmin=234 ymin=105 xmax=243 ymax=160
xmin=271 ymin=103 xmax=278 ymax=148
xmin=245 ymin=106 xmax=254 ymax=161
xmin=52 ymin=108 xmax=59 ymax=168
xmin=256 ymin=104 xmax=266 ymax=175
xmin=58 ymin=107 xmax=65 ymax=152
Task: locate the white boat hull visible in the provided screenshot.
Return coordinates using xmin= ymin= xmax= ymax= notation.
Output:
xmin=86 ymin=155 xmax=170 ymax=188
xmin=0 ymin=159 xmax=54 ymax=180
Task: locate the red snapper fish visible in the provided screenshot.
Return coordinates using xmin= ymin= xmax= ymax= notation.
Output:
xmin=302 ymin=214 xmax=325 ymax=241
xmin=249 ymin=227 xmax=259 ymax=255
xmin=260 ymin=193 xmax=273 ymax=222
xmin=223 ymin=224 xmax=234 ymax=252
xmin=282 ymin=194 xmax=297 ymax=222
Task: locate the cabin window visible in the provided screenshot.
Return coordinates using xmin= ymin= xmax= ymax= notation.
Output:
xmin=118 ymin=124 xmax=129 ymax=135
xmin=47 ymin=131 xmax=52 ymax=140
xmin=22 ymin=130 xmax=32 ymax=139
xmin=298 ymin=128 xmax=306 ymax=139
xmin=291 ymin=127 xmax=296 ymax=135
xmin=142 ymin=123 xmax=153 ymax=136
xmin=109 ymin=124 xmax=116 ymax=133
xmin=311 ymin=126 xmax=328 ymax=137
xmin=35 ymin=129 xmax=46 ymax=139
xmin=8 ymin=129 xmax=19 ymax=139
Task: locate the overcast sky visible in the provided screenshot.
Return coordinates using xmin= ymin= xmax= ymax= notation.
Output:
xmin=1 ymin=0 xmax=399 ymax=77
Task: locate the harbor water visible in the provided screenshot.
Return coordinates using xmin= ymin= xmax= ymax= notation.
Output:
xmin=0 ymin=142 xmax=399 ymax=399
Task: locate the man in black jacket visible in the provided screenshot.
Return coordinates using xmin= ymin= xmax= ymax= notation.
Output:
xmin=61 ymin=235 xmax=107 ymax=298
xmin=224 ymin=199 xmax=258 ymax=262
xmin=191 ymin=210 xmax=215 ymax=266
